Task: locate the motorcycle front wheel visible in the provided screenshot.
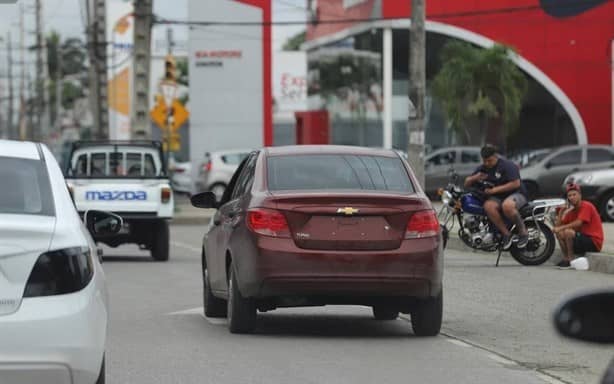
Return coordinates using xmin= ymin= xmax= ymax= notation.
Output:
xmin=510 ymin=221 xmax=555 ymax=266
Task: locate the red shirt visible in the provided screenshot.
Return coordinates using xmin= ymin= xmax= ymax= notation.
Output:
xmin=562 ymin=201 xmax=604 ymax=251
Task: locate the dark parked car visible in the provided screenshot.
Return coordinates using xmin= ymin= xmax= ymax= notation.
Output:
xmin=191 ymin=146 xmax=444 ymax=335
xmin=424 ymin=146 xmax=482 ymax=197
xmin=564 ymin=169 xmax=614 ymax=222
xmin=520 ymin=145 xmax=614 ymax=198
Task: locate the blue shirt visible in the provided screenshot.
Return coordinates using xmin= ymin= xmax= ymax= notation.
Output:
xmin=473 ymin=157 xmax=527 ymax=199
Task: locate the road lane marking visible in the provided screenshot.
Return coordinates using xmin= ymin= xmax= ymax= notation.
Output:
xmin=535 ymin=373 xmax=568 ymax=384
xmin=167 ymin=307 xmax=204 ymax=316
xmin=447 ymin=339 xmax=472 ymax=348
xmin=171 ymin=241 xmax=201 ymax=254
xmin=167 ymin=306 xmax=227 ymax=325
xmin=486 ymin=352 xmax=517 ymax=366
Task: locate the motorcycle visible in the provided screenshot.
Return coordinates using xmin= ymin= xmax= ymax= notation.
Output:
xmin=437 ymin=171 xmax=563 ymax=266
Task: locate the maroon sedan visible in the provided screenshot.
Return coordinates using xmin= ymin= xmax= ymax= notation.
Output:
xmin=191 ymin=146 xmax=443 ymax=335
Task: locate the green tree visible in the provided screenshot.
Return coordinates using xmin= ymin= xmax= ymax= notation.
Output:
xmin=282 ymin=30 xmax=306 ymax=51
xmin=45 ymin=31 xmax=88 ymax=123
xmin=432 ymin=41 xmax=527 ymax=151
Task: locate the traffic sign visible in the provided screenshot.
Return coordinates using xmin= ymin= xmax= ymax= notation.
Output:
xmin=150 ymin=97 xmax=167 ymax=130
xmin=171 ymin=100 xmax=189 ymax=131
xmin=160 ymin=81 xmax=177 ymax=109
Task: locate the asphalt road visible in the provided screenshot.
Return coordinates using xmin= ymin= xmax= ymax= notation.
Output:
xmin=100 ymin=224 xmax=614 ymax=384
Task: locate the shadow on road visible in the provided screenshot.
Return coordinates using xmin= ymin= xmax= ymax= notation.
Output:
xmin=244 ymin=312 xmax=418 ymax=339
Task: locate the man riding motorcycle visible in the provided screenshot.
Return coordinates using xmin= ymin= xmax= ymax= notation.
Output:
xmin=464 ymin=144 xmax=529 ymax=250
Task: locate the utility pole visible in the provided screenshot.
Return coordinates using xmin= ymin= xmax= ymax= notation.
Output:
xmin=55 ymin=39 xmax=62 ymax=131
xmin=34 ymin=0 xmax=44 ymax=140
xmin=6 ymin=32 xmax=14 ymax=140
xmin=86 ymin=0 xmax=109 ymax=140
xmin=19 ymin=2 xmax=27 ymax=140
xmin=407 ymin=0 xmax=426 ymax=188
xmin=132 ymin=0 xmax=154 ymax=139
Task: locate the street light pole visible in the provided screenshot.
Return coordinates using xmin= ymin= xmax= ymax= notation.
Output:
xmin=408 ymin=0 xmax=426 ymax=188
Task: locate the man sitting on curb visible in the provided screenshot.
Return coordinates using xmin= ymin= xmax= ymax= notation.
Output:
xmin=554 ymin=183 xmax=604 ymax=268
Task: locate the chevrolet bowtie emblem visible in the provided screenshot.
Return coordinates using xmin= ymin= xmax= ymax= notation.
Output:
xmin=337 ymin=207 xmax=359 ymax=215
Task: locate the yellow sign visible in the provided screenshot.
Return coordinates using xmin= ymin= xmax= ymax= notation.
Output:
xmin=150 ymin=97 xmax=168 ymax=130
xmin=163 ymin=133 xmax=181 ymax=152
xmin=171 ymin=100 xmax=189 ymax=131
xmin=337 ymin=207 xmax=359 ymax=216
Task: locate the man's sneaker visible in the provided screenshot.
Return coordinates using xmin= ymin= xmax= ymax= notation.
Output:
xmin=501 ymin=234 xmax=514 ymax=251
xmin=557 ymin=260 xmax=571 ymax=269
xmin=516 ymin=234 xmax=529 ymax=249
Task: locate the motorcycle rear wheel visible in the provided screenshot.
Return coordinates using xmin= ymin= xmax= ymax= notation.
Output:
xmin=510 ymin=221 xmax=555 ymax=266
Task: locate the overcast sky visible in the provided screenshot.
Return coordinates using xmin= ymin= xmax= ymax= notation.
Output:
xmin=0 ymin=0 xmax=307 ymax=54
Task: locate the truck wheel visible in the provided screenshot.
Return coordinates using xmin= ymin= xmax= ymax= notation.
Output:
xmin=151 ymin=221 xmax=170 ymax=261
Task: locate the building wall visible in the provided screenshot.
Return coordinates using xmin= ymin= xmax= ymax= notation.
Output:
xmin=188 ymin=0 xmax=271 ymax=164
xmin=306 ymin=0 xmax=614 ymax=146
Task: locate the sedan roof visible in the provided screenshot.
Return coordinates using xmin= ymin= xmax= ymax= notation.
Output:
xmin=265 ymin=145 xmax=399 ymax=158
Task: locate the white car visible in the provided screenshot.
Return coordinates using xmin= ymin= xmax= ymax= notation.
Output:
xmin=169 ymin=159 xmax=192 ymax=195
xmin=194 ymin=149 xmax=252 ymax=201
xmin=0 ymin=140 xmax=120 ymax=384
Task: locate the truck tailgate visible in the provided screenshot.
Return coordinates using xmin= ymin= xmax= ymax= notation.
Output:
xmin=69 ymin=179 xmax=173 ymax=216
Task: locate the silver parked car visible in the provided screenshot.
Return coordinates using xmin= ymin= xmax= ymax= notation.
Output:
xmin=194 ymin=149 xmax=252 ymax=201
xmin=521 ymin=145 xmax=614 ymax=198
xmin=424 ymin=146 xmax=482 ymax=197
xmin=564 ymin=168 xmax=614 ymax=222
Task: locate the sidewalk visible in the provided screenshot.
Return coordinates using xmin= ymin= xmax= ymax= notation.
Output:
xmin=432 ymin=202 xmax=614 ymax=274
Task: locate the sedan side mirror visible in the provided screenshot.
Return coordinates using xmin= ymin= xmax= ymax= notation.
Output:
xmin=553 ymin=290 xmax=614 ymax=344
xmin=191 ymin=191 xmax=218 ymax=209
xmin=85 ymin=210 xmax=123 ymax=236
xmin=545 ymin=162 xmax=553 ymax=169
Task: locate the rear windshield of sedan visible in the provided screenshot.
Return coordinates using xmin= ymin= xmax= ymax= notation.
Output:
xmin=267 ymin=154 xmax=414 ymax=193
xmin=0 ymin=156 xmax=55 ymax=216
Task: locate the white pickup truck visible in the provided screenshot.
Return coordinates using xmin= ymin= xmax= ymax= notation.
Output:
xmin=65 ymin=141 xmax=174 ymax=261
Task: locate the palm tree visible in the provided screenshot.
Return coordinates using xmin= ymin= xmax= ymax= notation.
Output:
xmin=432 ymin=41 xmax=527 ymax=152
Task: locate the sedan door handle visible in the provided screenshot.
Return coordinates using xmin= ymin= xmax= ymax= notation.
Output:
xmin=571 ymin=168 xmax=579 ymax=172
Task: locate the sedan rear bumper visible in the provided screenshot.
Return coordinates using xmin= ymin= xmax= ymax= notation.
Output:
xmin=0 ymin=279 xmax=107 ymax=384
xmin=234 ymin=235 xmax=443 ymax=300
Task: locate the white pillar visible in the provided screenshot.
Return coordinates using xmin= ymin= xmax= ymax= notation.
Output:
xmin=383 ymin=27 xmax=393 ymax=149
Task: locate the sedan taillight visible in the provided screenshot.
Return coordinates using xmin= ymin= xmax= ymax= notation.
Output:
xmin=405 ymin=210 xmax=440 ymax=239
xmin=247 ymin=208 xmax=291 ymax=238
xmin=23 ymin=247 xmax=94 ymax=298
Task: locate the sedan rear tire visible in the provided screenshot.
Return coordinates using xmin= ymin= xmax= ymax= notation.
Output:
xmin=411 ymin=292 xmax=443 ymax=337
xmin=227 ymin=263 xmax=257 ymax=334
